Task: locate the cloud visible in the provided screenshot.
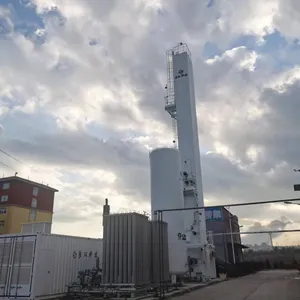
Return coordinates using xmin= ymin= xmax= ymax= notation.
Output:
xmin=273 ymin=0 xmax=300 ymax=40
xmin=1 ymin=130 xmax=151 ymax=203
xmin=1 ymin=0 xmax=300 ymax=243
xmin=242 ymin=217 xmax=293 ymax=245
xmin=0 ymin=124 xmax=4 ymax=135
xmin=248 ymin=217 xmax=291 ymax=233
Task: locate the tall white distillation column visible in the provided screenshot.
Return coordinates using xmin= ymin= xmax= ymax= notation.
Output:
xmin=165 ymin=43 xmax=215 ymax=279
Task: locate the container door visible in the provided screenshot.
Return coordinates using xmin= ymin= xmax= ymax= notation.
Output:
xmin=34 ymin=249 xmax=54 ymax=297
xmin=8 ymin=235 xmax=36 ymax=297
xmin=0 ymin=236 xmax=15 ymax=297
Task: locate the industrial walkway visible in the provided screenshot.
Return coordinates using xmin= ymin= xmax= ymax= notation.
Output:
xmin=176 ymin=270 xmax=300 ymax=300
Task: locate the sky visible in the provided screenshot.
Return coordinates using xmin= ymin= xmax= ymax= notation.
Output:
xmin=1 ymin=0 xmax=300 ymax=245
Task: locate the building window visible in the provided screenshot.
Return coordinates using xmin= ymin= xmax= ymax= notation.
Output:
xmin=0 ymin=221 xmax=4 ymax=228
xmin=30 ymin=209 xmax=36 ymax=221
xmin=33 ymin=187 xmax=39 ymax=196
xmin=1 ymin=195 xmax=8 ymax=202
xmin=0 ymin=208 xmax=6 ymax=215
xmin=2 ymin=183 xmax=10 ymax=190
xmin=31 ymin=198 xmax=37 ymax=208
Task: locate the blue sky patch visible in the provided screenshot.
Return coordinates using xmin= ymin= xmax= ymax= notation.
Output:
xmin=202 ymin=42 xmax=222 ymax=59
xmin=1 ymin=111 xmax=58 ymax=141
xmin=0 ymin=0 xmax=43 ymax=37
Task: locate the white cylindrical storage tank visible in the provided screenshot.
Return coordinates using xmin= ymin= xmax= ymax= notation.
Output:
xmin=150 ymin=147 xmax=187 ymax=274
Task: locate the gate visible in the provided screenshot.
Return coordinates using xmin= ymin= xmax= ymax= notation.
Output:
xmin=0 ymin=235 xmax=36 ymax=298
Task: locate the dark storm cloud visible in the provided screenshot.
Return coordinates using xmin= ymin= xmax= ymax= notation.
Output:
xmin=216 ymin=79 xmax=300 ymax=173
xmin=202 ymin=152 xmax=255 ymax=195
xmin=3 ymin=131 xmax=147 ymax=167
xmin=1 ymin=131 xmax=150 ymax=201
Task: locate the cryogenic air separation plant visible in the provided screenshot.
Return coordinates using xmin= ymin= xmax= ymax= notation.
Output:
xmin=150 ymin=43 xmax=216 ymax=280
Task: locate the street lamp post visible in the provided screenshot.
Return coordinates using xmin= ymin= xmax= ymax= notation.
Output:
xmin=238 ymin=225 xmax=244 ymax=262
xmin=229 ymin=215 xmax=235 ymax=264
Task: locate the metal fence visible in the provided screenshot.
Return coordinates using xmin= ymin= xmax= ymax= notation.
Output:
xmin=154 ymin=197 xmax=300 ymax=299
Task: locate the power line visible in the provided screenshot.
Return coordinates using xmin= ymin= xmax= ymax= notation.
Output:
xmin=0 ymin=162 xmax=16 ymax=171
xmin=155 ymin=197 xmax=300 ymax=213
xmin=0 ymin=149 xmax=22 ymax=163
xmin=210 ymin=229 xmax=300 ymax=236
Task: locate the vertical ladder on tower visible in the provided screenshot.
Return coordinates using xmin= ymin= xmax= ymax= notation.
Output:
xmin=165 ymin=48 xmax=178 ymax=147
xmin=165 ymin=49 xmax=176 ymax=118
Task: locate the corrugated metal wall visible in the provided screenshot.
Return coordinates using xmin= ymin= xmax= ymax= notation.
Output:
xmin=21 ymin=222 xmax=52 ymax=234
xmin=102 ymin=213 xmax=151 ymax=286
xmin=34 ymin=233 xmax=103 ymax=297
xmin=149 ymin=221 xmax=169 ymax=283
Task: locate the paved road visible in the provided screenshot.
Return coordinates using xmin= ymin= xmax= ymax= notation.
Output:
xmin=177 ymin=270 xmax=300 ymax=300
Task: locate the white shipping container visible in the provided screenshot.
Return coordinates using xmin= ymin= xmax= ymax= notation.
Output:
xmin=0 ymin=233 xmax=103 ymax=300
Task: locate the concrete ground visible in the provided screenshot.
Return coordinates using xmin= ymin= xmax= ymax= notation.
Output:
xmin=175 ymin=270 xmax=300 ymax=300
